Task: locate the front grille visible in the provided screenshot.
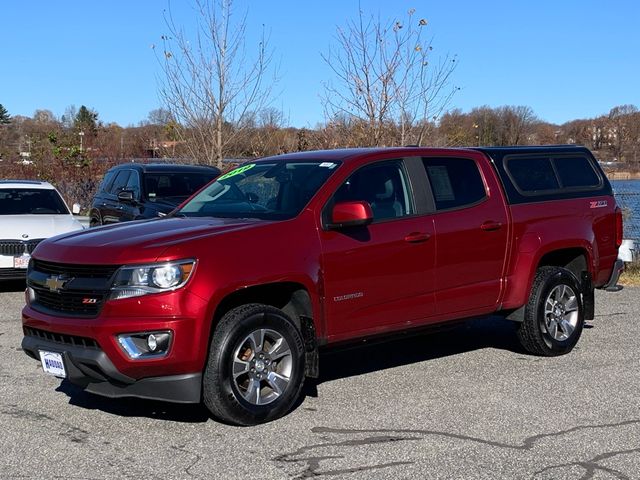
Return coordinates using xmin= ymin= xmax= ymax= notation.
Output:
xmin=0 ymin=239 xmax=43 ymax=256
xmin=23 ymin=326 xmax=99 ymax=349
xmin=31 ymin=287 xmax=106 ymax=316
xmin=32 ymin=259 xmax=119 ymax=279
xmin=28 ymin=260 xmax=120 ymax=317
xmin=0 ymin=268 xmax=27 ymax=278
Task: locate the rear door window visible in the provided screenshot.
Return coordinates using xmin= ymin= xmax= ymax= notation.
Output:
xmin=422 ymin=157 xmax=486 ymax=211
xmin=145 ymin=173 xmax=216 ymax=199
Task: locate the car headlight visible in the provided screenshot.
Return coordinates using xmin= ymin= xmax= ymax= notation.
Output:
xmin=110 ymin=259 xmax=196 ymax=300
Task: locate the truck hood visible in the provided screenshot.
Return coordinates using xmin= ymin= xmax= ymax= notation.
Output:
xmin=33 ymin=217 xmax=267 ymax=265
xmin=1 ymin=214 xmax=84 ymax=240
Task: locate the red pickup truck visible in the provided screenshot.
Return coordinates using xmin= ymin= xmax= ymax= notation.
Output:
xmin=22 ymin=146 xmax=623 ymax=425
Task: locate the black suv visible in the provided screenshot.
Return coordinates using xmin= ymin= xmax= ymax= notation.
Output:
xmin=89 ymin=163 xmax=220 ymax=226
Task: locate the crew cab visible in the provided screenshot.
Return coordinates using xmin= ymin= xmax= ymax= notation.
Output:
xmin=21 ymin=146 xmax=623 ymax=425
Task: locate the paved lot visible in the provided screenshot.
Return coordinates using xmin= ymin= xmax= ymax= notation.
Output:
xmin=1 ymin=282 xmax=639 ymax=479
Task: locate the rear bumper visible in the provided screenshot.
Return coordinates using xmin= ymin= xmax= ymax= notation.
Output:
xmin=22 ymin=334 xmax=202 ymax=403
xmin=602 ymin=259 xmax=624 ymax=292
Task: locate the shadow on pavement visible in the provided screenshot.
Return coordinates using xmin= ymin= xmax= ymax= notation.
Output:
xmin=56 ymin=315 xmax=524 ymax=421
xmin=0 ymin=279 xmax=26 ymax=293
xmin=56 ymin=382 xmax=210 ymax=423
xmin=315 ymin=315 xmax=521 ymax=385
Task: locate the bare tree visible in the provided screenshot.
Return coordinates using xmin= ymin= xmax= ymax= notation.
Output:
xmin=147 ymin=108 xmax=174 ymax=126
xmin=608 ymin=105 xmax=639 ymax=162
xmin=61 ymin=105 xmax=77 ymax=130
xmin=628 ymin=111 xmax=640 ymax=166
xmin=498 ymin=106 xmax=537 ymax=145
xmin=322 ymin=7 xmax=458 ymax=147
xmin=157 ymin=0 xmax=275 ymax=167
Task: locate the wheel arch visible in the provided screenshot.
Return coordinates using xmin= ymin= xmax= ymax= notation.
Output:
xmin=503 ymin=244 xmax=593 ymax=320
xmin=537 ymin=247 xmax=591 ymax=282
xmin=209 ymin=282 xmax=320 ymax=379
xmin=212 ymin=282 xmax=313 ymax=328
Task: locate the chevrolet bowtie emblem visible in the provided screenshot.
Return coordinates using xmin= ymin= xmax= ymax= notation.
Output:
xmin=45 ymin=275 xmax=70 ymax=293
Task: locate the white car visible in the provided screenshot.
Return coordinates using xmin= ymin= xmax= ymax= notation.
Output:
xmin=0 ymin=180 xmax=84 ymax=280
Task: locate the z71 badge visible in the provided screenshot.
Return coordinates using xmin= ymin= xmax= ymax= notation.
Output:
xmin=590 ymin=200 xmax=608 ymax=209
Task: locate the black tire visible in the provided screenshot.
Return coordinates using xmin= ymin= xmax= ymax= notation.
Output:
xmin=203 ymin=304 xmax=306 ymax=425
xmin=89 ymin=210 xmax=102 ymax=227
xmin=517 ymin=266 xmax=584 ymax=356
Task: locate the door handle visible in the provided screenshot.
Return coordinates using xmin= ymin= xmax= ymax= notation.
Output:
xmin=480 ymin=221 xmax=502 ymax=231
xmin=404 ymin=232 xmax=431 ymax=243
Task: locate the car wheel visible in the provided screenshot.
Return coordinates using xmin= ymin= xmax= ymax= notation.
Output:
xmin=517 ymin=266 xmax=584 ymax=356
xmin=203 ymin=304 xmax=306 ymax=425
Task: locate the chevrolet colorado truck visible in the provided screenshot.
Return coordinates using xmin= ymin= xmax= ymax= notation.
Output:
xmin=21 ymin=146 xmax=624 ymax=425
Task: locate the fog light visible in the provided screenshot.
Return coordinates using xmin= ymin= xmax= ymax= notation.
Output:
xmin=147 ymin=334 xmax=157 ymax=352
xmin=117 ymin=331 xmax=172 ymax=359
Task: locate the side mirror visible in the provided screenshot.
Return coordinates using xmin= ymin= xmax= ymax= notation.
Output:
xmin=71 ymin=203 xmax=81 ymax=215
xmin=328 ymin=201 xmax=373 ymax=229
xmin=117 ymin=190 xmax=135 ymax=203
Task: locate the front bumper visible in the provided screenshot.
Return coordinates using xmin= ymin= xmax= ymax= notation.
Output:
xmin=21 ymin=286 xmax=212 ymax=403
xmin=22 ymin=333 xmax=201 ymax=403
xmin=0 ymin=267 xmax=27 ymax=280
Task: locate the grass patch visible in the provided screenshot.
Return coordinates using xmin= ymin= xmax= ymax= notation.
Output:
xmin=619 ymin=261 xmax=640 ymax=287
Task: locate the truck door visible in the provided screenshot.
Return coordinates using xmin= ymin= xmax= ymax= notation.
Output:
xmin=422 ymin=154 xmax=509 ymax=315
xmin=319 ymin=159 xmax=436 ymax=339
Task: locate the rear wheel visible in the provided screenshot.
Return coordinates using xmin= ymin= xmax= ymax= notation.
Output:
xmin=203 ymin=304 xmax=306 ymax=425
xmin=517 ymin=266 xmax=584 ymax=356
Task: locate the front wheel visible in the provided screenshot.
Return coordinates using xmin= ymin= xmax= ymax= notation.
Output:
xmin=203 ymin=304 xmax=306 ymax=425
xmin=89 ymin=210 xmax=103 ymax=227
xmin=517 ymin=266 xmax=584 ymax=356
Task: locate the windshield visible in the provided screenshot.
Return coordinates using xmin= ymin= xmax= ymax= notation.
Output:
xmin=0 ymin=188 xmax=69 ymax=215
xmin=145 ymin=172 xmax=217 ymax=200
xmin=177 ymin=160 xmax=340 ymax=220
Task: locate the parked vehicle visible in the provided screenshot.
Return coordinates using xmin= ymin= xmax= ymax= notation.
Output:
xmin=0 ymin=180 xmax=83 ymax=280
xmin=22 ymin=146 xmax=623 ymax=425
xmin=88 ymin=163 xmax=220 ymax=226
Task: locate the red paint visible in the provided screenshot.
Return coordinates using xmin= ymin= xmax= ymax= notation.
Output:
xmin=22 ymin=147 xmax=621 ymax=382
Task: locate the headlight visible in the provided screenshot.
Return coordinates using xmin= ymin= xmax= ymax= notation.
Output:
xmin=110 ymin=259 xmax=196 ymax=300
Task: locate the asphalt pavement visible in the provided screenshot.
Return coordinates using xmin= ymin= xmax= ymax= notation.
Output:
xmin=1 ymin=282 xmax=639 ymax=479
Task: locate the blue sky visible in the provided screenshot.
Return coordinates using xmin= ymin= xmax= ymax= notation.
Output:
xmin=1 ymin=1 xmax=638 ymax=128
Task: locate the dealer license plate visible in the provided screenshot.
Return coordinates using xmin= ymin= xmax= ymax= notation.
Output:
xmin=39 ymin=351 xmax=67 ymax=378
xmin=14 ymin=254 xmax=30 ymax=269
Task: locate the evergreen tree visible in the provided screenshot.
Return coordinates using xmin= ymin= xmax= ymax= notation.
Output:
xmin=0 ymin=104 xmax=10 ymax=124
xmin=74 ymin=105 xmax=98 ymax=134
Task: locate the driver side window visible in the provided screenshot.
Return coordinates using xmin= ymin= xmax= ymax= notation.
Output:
xmin=334 ymin=161 xmax=414 ymax=221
